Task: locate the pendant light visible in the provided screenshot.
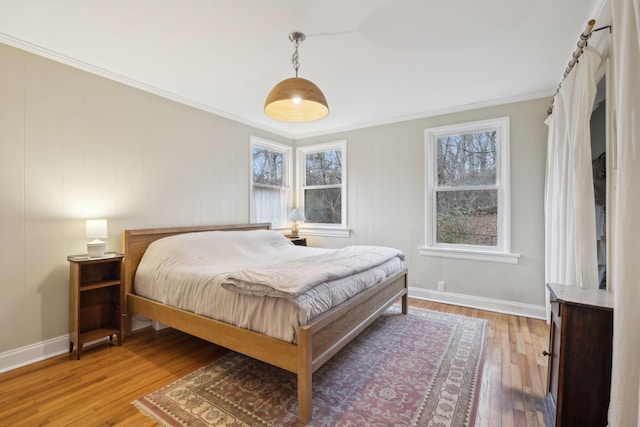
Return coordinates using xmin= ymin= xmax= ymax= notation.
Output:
xmin=264 ymin=32 xmax=329 ymax=122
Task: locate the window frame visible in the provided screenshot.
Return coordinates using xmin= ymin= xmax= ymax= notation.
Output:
xmin=249 ymin=136 xmax=292 ymax=230
xmin=420 ymin=117 xmax=519 ymax=264
xmin=296 ymin=140 xmax=349 ymax=237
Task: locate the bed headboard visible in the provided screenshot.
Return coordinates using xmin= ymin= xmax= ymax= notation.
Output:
xmin=121 ymin=223 xmax=271 ymax=296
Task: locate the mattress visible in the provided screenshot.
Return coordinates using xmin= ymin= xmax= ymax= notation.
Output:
xmin=134 ymin=229 xmax=405 ymax=342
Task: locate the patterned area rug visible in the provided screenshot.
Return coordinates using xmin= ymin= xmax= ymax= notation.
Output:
xmin=133 ymin=306 xmax=487 ymax=426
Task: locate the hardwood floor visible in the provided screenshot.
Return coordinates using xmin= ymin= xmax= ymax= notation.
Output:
xmin=0 ymin=298 xmax=549 ymax=426
xmin=411 ymin=299 xmax=550 ymax=427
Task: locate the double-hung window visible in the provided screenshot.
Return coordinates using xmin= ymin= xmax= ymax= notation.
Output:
xmin=296 ymin=141 xmax=348 ymax=237
xmin=421 ymin=117 xmax=519 ymax=263
xmin=250 ymin=136 xmax=292 ymax=229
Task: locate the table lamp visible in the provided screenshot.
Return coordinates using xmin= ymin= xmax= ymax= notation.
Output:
xmin=86 ymin=219 xmax=108 ymax=258
xmin=288 ymin=208 xmax=305 ymax=238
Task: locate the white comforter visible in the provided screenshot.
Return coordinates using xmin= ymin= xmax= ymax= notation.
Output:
xmin=221 ymin=245 xmax=404 ymax=298
xmin=134 ymin=229 xmax=405 ymax=342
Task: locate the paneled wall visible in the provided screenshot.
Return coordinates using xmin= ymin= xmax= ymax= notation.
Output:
xmin=298 ymin=98 xmax=549 ymax=312
xmin=0 ymin=43 xmax=289 ymax=356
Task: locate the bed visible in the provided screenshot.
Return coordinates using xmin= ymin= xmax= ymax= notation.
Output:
xmin=122 ymin=223 xmax=408 ymax=424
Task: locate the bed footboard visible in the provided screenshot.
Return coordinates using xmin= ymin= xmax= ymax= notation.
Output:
xmin=296 ymin=268 xmax=408 ymax=423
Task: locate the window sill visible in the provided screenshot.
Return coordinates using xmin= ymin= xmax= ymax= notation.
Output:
xmin=418 ymin=246 xmax=520 ymax=264
xmin=299 ymin=226 xmax=351 ymax=238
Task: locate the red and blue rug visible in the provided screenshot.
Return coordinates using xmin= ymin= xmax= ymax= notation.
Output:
xmin=134 ymin=306 xmax=487 ymax=426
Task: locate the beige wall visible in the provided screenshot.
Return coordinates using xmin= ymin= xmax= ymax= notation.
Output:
xmin=298 ymin=97 xmax=549 ymax=311
xmin=0 ymin=40 xmax=548 ymax=364
xmin=0 ymin=43 xmax=290 ymax=355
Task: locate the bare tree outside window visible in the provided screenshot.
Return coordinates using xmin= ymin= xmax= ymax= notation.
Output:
xmin=304 ymin=149 xmax=342 ymax=224
xmin=253 ymin=147 xmax=283 ymax=186
xmin=250 ymin=138 xmax=291 ymax=227
xmin=423 ymin=117 xmax=513 ymax=262
xmin=436 ymin=131 xmax=498 ymax=246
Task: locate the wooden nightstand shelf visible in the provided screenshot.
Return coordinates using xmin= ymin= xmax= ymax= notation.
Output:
xmin=68 ymin=253 xmax=124 ymax=359
xmin=285 ymin=235 xmax=307 ymax=246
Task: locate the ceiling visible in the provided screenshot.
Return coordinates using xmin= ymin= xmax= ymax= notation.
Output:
xmin=0 ymin=0 xmax=608 ymax=139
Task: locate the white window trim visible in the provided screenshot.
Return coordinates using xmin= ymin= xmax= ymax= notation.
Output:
xmin=249 ymin=136 xmax=292 ymax=230
xmin=420 ymin=117 xmax=519 ymax=264
xmin=296 ymin=140 xmax=349 ymax=237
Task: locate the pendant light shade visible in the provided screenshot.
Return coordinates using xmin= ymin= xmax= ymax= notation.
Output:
xmin=264 ymin=77 xmax=328 ymax=122
xmin=264 ymin=32 xmax=329 ymax=122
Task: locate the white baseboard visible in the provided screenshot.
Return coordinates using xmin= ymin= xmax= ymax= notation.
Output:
xmin=408 ymin=287 xmax=546 ymax=320
xmin=0 ymin=316 xmax=153 ymax=374
xmin=133 ymin=315 xmax=153 ymax=331
xmin=0 ymin=335 xmax=70 ymax=374
xmin=151 ymin=321 xmax=169 ymax=330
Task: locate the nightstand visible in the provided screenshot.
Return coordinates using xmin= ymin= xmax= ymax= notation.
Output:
xmin=286 ymin=235 xmax=307 ymax=246
xmin=68 ymin=253 xmax=124 ymax=359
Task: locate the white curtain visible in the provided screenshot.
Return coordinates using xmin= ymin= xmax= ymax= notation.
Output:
xmin=544 ymin=47 xmax=601 ymax=318
xmin=250 ymin=185 xmax=289 ymax=227
xmin=609 ymin=0 xmax=640 ymax=424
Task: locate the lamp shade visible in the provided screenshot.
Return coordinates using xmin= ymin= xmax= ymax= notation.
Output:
xmin=264 ymin=77 xmax=329 ymax=122
xmin=85 ymin=219 xmax=108 ymax=258
xmin=85 ymin=219 xmax=108 ymax=239
xmin=288 ymin=208 xmax=306 ymax=222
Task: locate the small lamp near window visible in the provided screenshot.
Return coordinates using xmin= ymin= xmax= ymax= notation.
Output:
xmin=288 ymin=209 xmax=305 ymax=238
xmin=86 ymin=219 xmax=108 ymax=258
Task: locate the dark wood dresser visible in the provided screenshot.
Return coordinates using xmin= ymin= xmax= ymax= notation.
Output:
xmin=544 ymin=283 xmax=613 ymax=427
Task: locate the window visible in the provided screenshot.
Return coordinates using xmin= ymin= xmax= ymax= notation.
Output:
xmin=296 ymin=141 xmax=348 ymax=236
xmin=421 ymin=117 xmax=519 ymax=263
xmin=250 ymin=136 xmax=292 ymax=229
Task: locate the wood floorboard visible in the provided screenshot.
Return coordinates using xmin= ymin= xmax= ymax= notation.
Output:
xmin=0 ymin=298 xmax=549 ymax=426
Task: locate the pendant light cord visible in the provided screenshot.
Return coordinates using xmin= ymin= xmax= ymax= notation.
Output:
xmin=292 ymin=39 xmax=300 ymax=78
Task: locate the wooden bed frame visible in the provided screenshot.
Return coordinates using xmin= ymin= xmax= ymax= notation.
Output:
xmin=122 ymin=223 xmax=408 ymax=424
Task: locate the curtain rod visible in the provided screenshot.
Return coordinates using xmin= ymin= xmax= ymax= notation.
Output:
xmin=547 ymin=19 xmax=603 ymax=115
